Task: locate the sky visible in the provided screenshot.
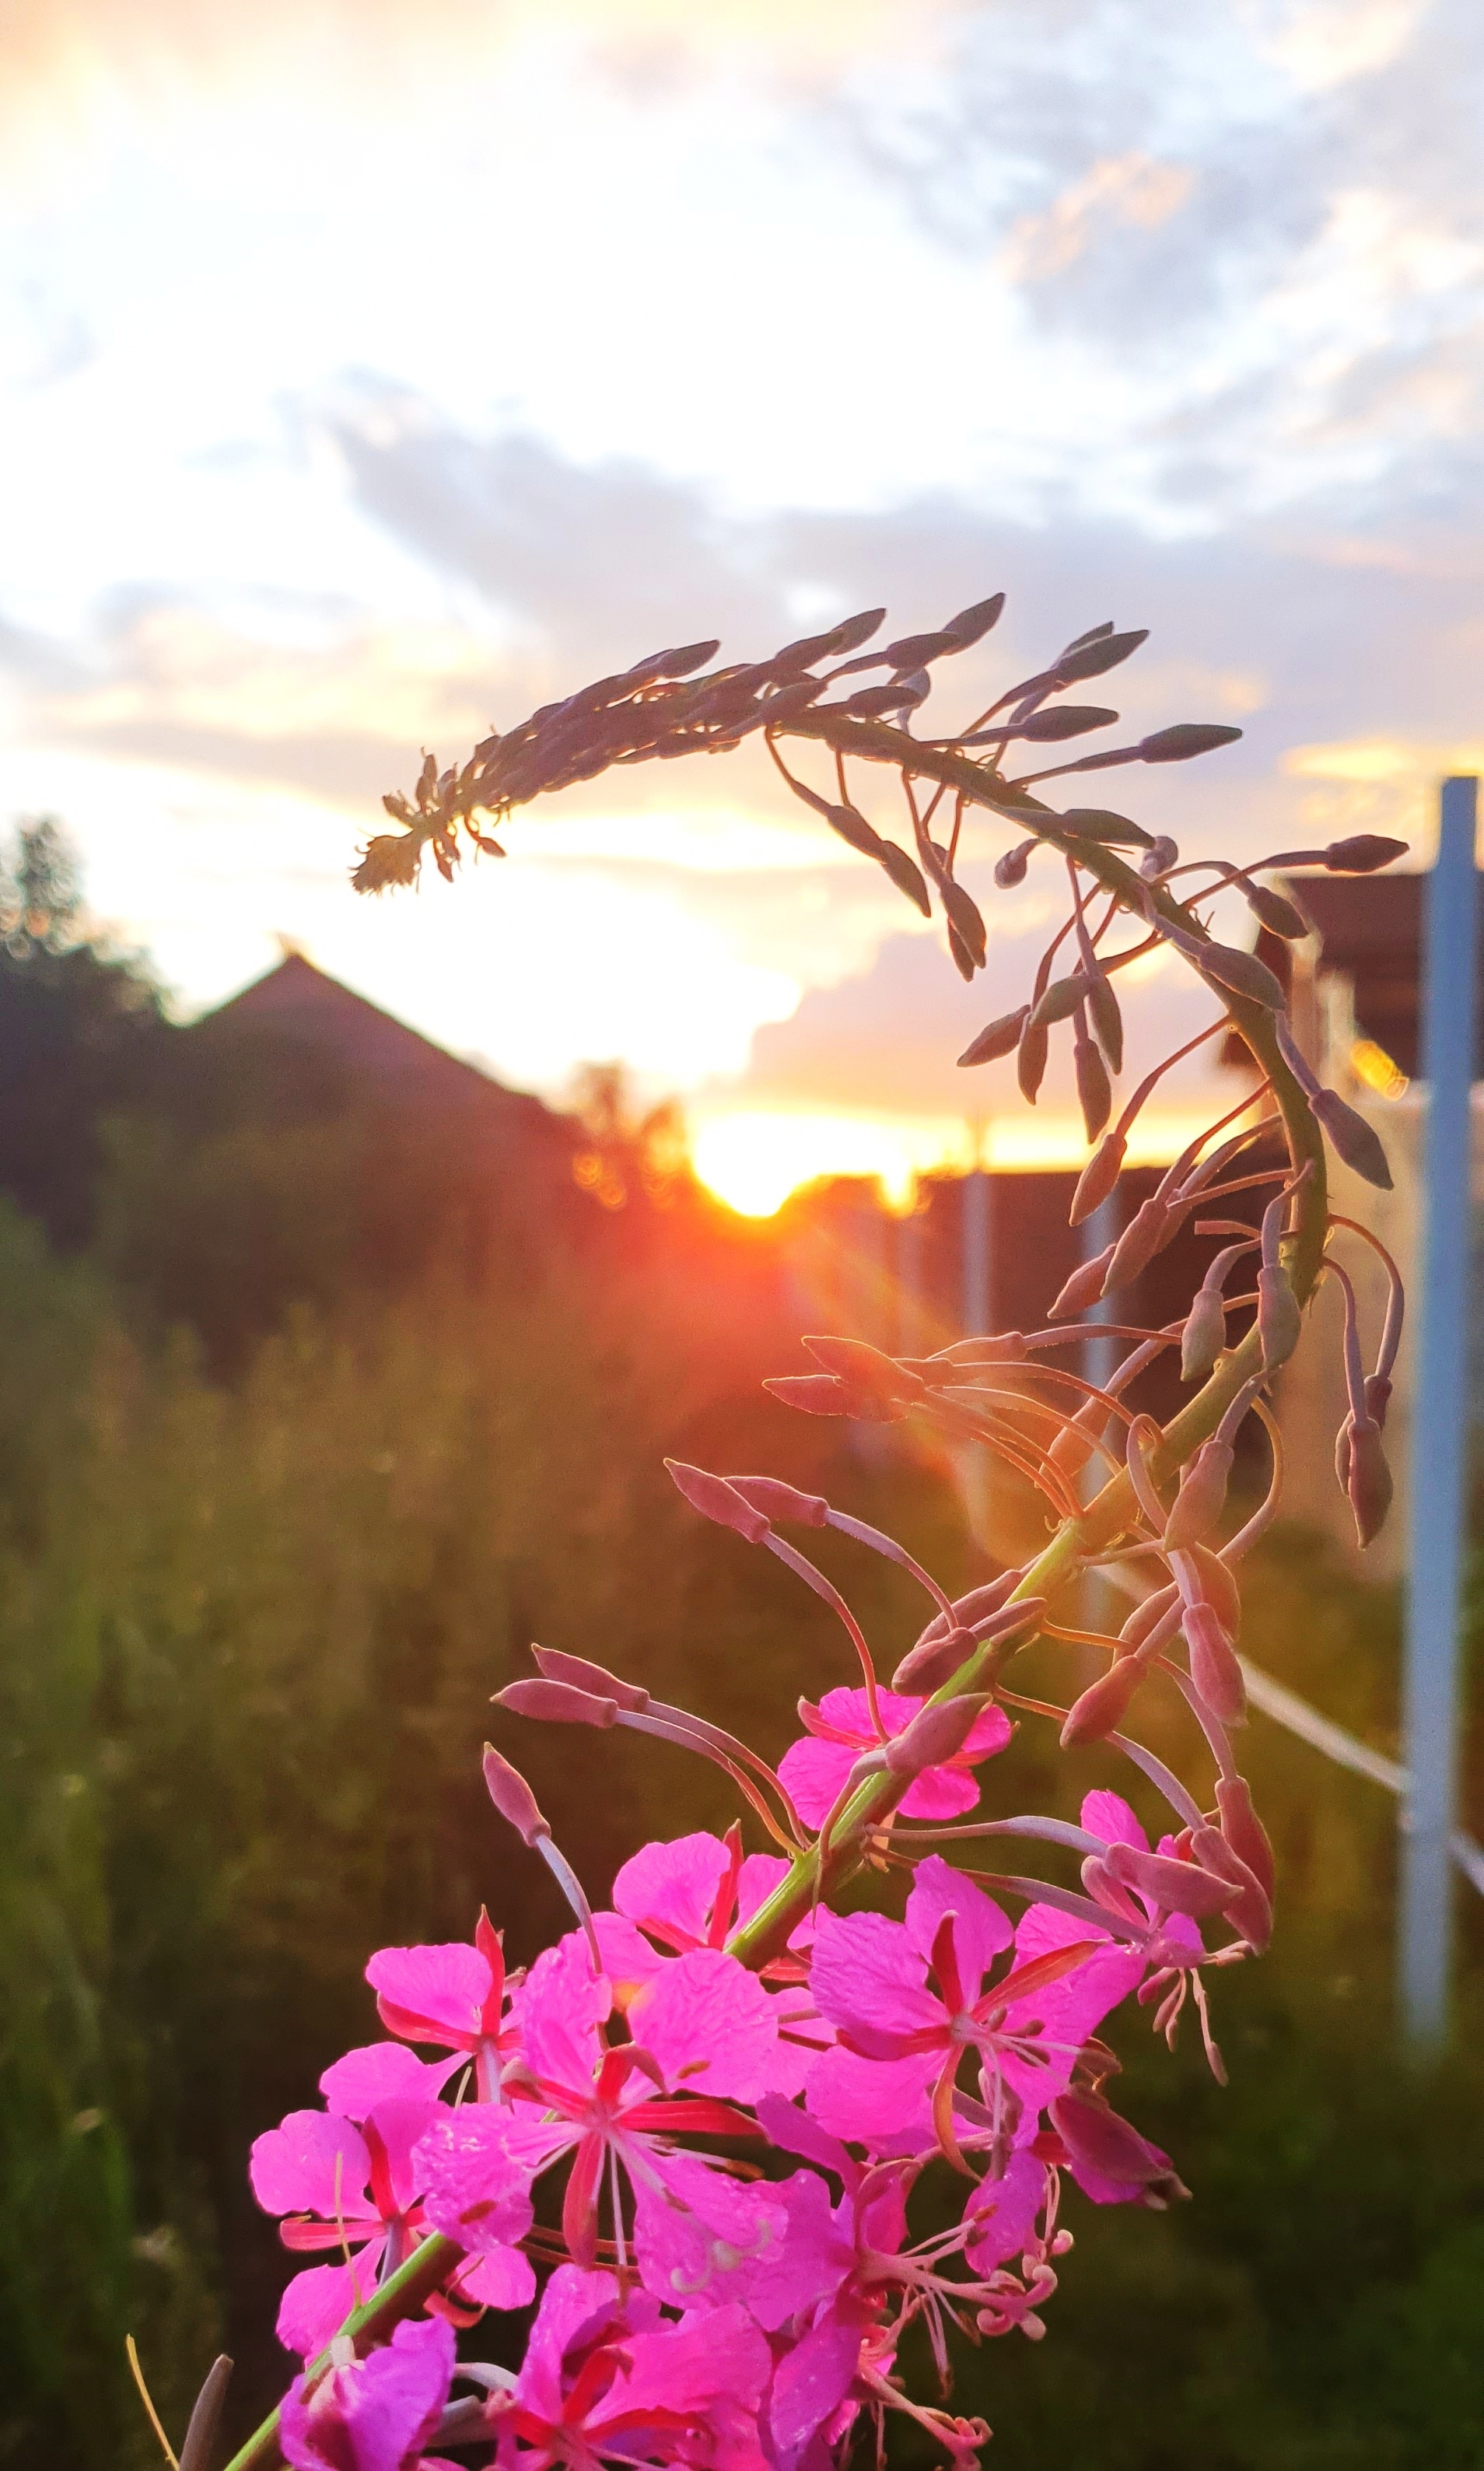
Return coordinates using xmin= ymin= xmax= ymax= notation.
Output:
xmin=4 ymin=0 xmax=1484 ymax=1211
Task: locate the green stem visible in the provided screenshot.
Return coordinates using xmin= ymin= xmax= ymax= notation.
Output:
xmin=218 ymin=2235 xmax=464 ymax=2471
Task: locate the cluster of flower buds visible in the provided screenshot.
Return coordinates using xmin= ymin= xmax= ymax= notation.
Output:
xmin=166 ymin=602 xmax=1412 ymax=2471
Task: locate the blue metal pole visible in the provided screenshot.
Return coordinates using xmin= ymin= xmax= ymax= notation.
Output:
xmin=1401 ymin=775 xmax=1479 ymax=2045
xmin=962 ymin=1165 xmax=991 ymax=1336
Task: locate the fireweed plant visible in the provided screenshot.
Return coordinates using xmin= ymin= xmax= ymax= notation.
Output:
xmin=177 ymin=602 xmax=1410 ymax=2471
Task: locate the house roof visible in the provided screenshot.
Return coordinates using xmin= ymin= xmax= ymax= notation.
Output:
xmin=201 ymin=952 xmax=567 ymax=1136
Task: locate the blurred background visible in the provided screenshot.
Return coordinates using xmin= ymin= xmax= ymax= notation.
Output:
xmin=3 ymin=4 xmax=1484 ymax=2465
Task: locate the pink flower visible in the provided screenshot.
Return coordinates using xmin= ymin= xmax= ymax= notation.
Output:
xmin=250 ymin=2096 xmax=532 ymax=2357
xmin=778 ymin=1688 xmax=1010 ymax=1827
xmin=320 ymin=2043 xmax=463 ymax=2119
xmin=492 ymin=2264 xmax=770 ymax=2471
xmin=279 ymin=2315 xmax=454 ymax=2471
xmin=594 ymin=1830 xmax=795 ymax=1996
xmin=366 ymin=1913 xmax=520 ymax=2105
xmin=416 ymin=1936 xmax=772 ymax=2271
xmin=805 ymin=1857 xmax=1112 ymax=2160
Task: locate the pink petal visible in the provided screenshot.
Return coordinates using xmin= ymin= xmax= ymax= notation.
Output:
xmin=612 ymin=2301 xmax=772 ymax=2423
xmin=963 ymin=2150 xmax=1048 ymax=2270
xmin=804 ymin=2045 xmax=935 ymax=2154
xmin=776 ymin=1735 xmax=856 ymax=1830
xmin=592 ymin=1910 xmax=666 ymax=1997
xmin=1082 ymin=1789 xmax=1150 ymax=1853
xmin=516 ymin=2265 xmax=625 ymax=2423
xmin=453 ymin=2245 xmax=537 ymax=2313
xmin=518 ymin=1933 xmax=611 ymax=2093
xmin=362 ymin=2097 xmax=443 ymax=2213
xmin=281 ymin=2315 xmax=455 ymax=2471
xmin=807 ymin=1908 xmax=944 ymax=2047
xmin=897 ymin=1763 xmax=987 ymax=1821
xmin=1010 ymin=1903 xmax=1146 ymax=2056
xmin=737 ymin=1854 xmax=792 ymax=1926
xmin=365 ymin=1944 xmax=492 ymax=2046
xmin=319 ymin=2043 xmax=460 ymax=2119
xmin=767 ymin=2317 xmax=863 ymax=2459
xmin=612 ymin=1832 xmax=730 ymax=1945
xmin=413 ymin=2110 xmax=542 ymax=2252
xmin=905 ymin=1855 xmax=1012 ymax=1989
xmin=250 ymin=2112 xmax=370 ymax=2222
xmin=275 ymin=2256 xmax=373 ymax=2359
xmin=630 ymin=1946 xmax=793 ymax=2102
xmin=635 ymin=2151 xmax=845 ymax=2331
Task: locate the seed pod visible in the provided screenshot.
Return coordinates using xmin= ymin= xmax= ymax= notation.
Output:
xmin=1071 ymin=1130 xmax=1126 ymax=1226
xmin=532 ymin=1646 xmax=650 ymax=1710
xmin=1189 ymin=1826 xmax=1272 ymax=1952
xmin=1243 ymin=882 xmax=1308 ymax=939
xmin=495 ymin=1678 xmax=620 ymax=1729
xmin=1193 ymin=941 xmax=1286 ymax=1009
xmin=944 ymin=591 xmax=1006 ymax=647
xmin=1017 ymin=1015 xmax=1051 ymax=1103
xmin=884 ymin=1694 xmax=992 ymax=1781
xmin=1048 ymin=1243 xmax=1115 ymax=1320
xmin=1138 ymin=723 xmax=1243 ymax=763
xmin=995 ymin=838 xmax=1036 ymax=889
xmin=1164 ymin=1439 xmax=1234 ymax=1552
xmin=1074 ymin=1025 xmax=1113 ymax=1142
xmin=1054 ymin=627 xmax=1149 ymax=683
xmin=1104 ymin=1839 xmax=1239 ymax=1920
xmin=1057 ymin=806 xmax=1155 ymax=850
xmin=724 ymin=1474 xmax=831 ymax=1527
xmin=803 ymin=1334 xmax=926 ymax=1402
xmin=1140 ymin=835 xmax=1179 ymax=878
xmin=481 ymin=1743 xmax=553 ymax=1845
xmin=1346 ymin=1414 xmax=1393 ymax=1547
xmin=665 ymin=1459 xmax=771 ymax=1542
xmin=1028 ymin=973 xmax=1091 ymax=1031
xmin=1185 ymin=1599 xmax=1246 ymax=1725
xmin=1256 ymin=1263 xmax=1302 ymax=1372
xmin=1104 ymin=1196 xmax=1171 ymax=1292
xmin=959 ymin=1006 xmax=1029 ymax=1067
xmin=1181 ymin=1283 xmax=1228 ymax=1383
xmin=1060 ymin=1657 xmax=1146 ymax=1747
xmin=1323 ymin=834 xmax=1407 ymax=873
xmin=1312 ymin=1088 xmax=1393 ymax=1190
xmin=1214 ymin=1773 xmax=1276 ymax=1902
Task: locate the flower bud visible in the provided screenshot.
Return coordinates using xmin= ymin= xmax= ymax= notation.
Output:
xmin=495 ymin=1678 xmax=619 ymax=1728
xmin=723 ymin=1474 xmax=831 ymax=1528
xmin=1243 ymin=883 xmax=1307 ymax=939
xmin=764 ymin=1374 xmax=904 ymax=1421
xmin=1334 ymin=1413 xmax=1353 ymax=1491
xmin=1104 ymin=1839 xmax=1238 ymax=1920
xmin=1190 ymin=1824 xmax=1272 ymax=1952
xmin=1139 ymin=836 xmax=1178 ymax=878
xmin=1322 ymin=834 xmax=1407 ymax=873
xmin=1193 ymin=941 xmax=1286 ymax=1010
xmin=1346 ymin=1414 xmax=1393 ymax=1547
xmin=1138 ymin=723 xmax=1242 ymax=764
xmin=908 ymin=1569 xmax=1019 ymax=1654
xmin=1079 ymin=1852 xmax=1144 ymax=1922
xmin=1060 ymin=1659 xmax=1145 ymax=1747
xmin=1180 ymin=1285 xmax=1227 ymax=1383
xmin=1048 ymin=1243 xmax=1115 ymax=1320
xmin=1074 ymin=1029 xmax=1113 ymax=1143
xmin=482 ymin=1743 xmax=551 ymax=1845
xmin=1312 ymin=1088 xmax=1393 ymax=1191
xmin=802 ymin=1335 xmax=926 ymax=1404
xmin=1188 ymin=1543 xmax=1242 ymax=1639
xmin=1028 ymin=974 xmax=1091 ymax=1032
xmin=891 ymin=1625 xmax=978 ymax=1693
xmin=1214 ymin=1773 xmax=1275 ymax=1903
xmin=530 ymin=1646 xmax=650 ymax=1711
xmin=1071 ymin=1130 xmax=1126 ymax=1227
xmin=664 ymin=1460 xmax=771 ymax=1542
xmin=1047 ymin=1404 xmax=1106 ymax=1481
xmin=1017 ymin=1016 xmax=1050 ymax=1103
xmin=1104 ymin=1196 xmax=1170 ymax=1293
xmin=1364 ymin=1372 xmax=1392 ymax=1429
xmin=958 ymin=1006 xmax=1029 ymax=1067
xmin=1163 ymin=1439 xmax=1234 ymax=1552
xmin=1117 ymin=1584 xmax=1178 ymax=1654
xmin=884 ymin=1694 xmax=992 ymax=1781
xmin=1048 ymin=2091 xmax=1189 ymax=2207
xmin=1185 ymin=1600 xmax=1246 ymax=1725
xmin=1256 ymin=1263 xmax=1302 ymax=1372
xmin=1085 ymin=968 xmax=1124 ymax=1074
xmin=995 ymin=839 xmax=1034 ymax=889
